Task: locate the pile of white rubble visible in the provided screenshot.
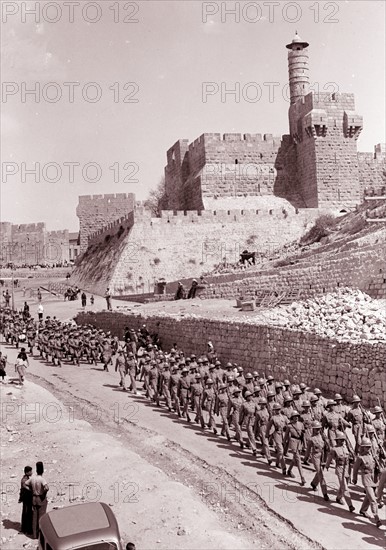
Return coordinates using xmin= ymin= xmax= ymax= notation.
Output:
xmin=265 ymin=288 xmax=386 ymax=343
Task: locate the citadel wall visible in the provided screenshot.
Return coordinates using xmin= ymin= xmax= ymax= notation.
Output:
xmin=76 ymin=310 xmax=386 ymax=409
xmin=70 ymin=202 xmax=322 ymax=297
xmin=76 ymin=193 xmax=135 ymax=253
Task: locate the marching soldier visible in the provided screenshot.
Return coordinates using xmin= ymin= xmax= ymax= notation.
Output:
xmin=202 ymin=379 xmax=217 ymax=434
xmin=266 ymin=403 xmax=288 ymax=475
xmin=191 ymin=373 xmax=205 ymax=428
xmin=325 ymin=431 xmax=355 ymax=512
xmin=284 ymin=411 xmax=306 ymax=485
xmin=352 ymin=437 xmax=382 ymax=528
xmin=241 ymin=391 xmax=258 ymax=455
xmin=229 ymin=387 xmax=244 ymax=449
xmin=215 ymin=384 xmax=231 ymax=441
xmin=304 ymin=421 xmax=329 ymax=501
xmin=255 ymin=397 xmax=272 ymax=464
xmin=347 ymin=395 xmax=366 ymax=452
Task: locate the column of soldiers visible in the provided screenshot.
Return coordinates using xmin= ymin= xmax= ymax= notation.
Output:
xmin=1 ymin=308 xmax=385 ymax=528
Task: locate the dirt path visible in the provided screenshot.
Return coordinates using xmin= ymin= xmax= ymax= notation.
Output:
xmin=1 ymin=339 xmax=385 ymax=550
xmin=1 ymin=355 xmax=322 ymax=550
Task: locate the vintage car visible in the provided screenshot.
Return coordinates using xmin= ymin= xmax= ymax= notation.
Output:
xmin=38 ymin=502 xmax=124 ymax=550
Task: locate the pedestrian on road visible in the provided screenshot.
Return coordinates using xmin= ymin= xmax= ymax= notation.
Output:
xmin=18 ymin=465 xmax=33 ymax=535
xmin=81 ymin=292 xmax=87 ymax=309
xmin=105 ymin=288 xmax=112 ymax=311
xmin=115 ymin=349 xmax=127 ymax=391
xmin=37 ymin=303 xmax=44 ymax=321
xmin=26 ymin=461 xmax=49 ymax=539
xmin=15 ymin=347 xmax=29 ymax=385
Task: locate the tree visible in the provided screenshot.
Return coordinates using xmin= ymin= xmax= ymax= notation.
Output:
xmin=143 ymin=177 xmax=167 ymax=217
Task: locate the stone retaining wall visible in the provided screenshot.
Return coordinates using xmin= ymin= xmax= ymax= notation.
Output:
xmin=76 ymin=311 xmax=386 ymax=408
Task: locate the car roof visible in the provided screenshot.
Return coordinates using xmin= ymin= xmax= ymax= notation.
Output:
xmin=39 ymin=502 xmax=121 ymax=550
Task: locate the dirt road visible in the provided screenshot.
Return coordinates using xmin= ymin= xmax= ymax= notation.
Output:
xmin=2 ymin=295 xmax=385 ymax=549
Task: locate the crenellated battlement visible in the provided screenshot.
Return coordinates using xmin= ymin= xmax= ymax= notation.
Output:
xmin=131 ymin=205 xmax=312 ymax=226
xmin=77 ymin=193 xmax=135 ymax=253
xmin=12 ymin=223 xmax=46 ymax=233
xmin=78 ymin=193 xmax=134 ymax=203
xmin=87 ymin=213 xmax=135 ymax=247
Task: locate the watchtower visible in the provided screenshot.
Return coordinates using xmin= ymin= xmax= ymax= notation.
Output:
xmin=287 ymin=33 xmax=363 ymax=208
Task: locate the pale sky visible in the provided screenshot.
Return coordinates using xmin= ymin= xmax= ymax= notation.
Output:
xmin=1 ymin=0 xmax=385 ymax=231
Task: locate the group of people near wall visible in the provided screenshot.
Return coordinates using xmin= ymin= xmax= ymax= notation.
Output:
xmin=1 ymin=307 xmax=385 ymax=530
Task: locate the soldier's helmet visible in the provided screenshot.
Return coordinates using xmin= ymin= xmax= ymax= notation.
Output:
xmin=283 ymin=392 xmax=293 ymax=402
xmin=302 ymin=400 xmax=311 ymax=407
xmin=311 ymin=421 xmax=322 ymax=429
xmin=314 ymin=388 xmax=322 ymax=395
xmin=360 ymin=437 xmax=371 ymax=447
xmin=352 ymin=395 xmax=361 ymax=403
xmin=367 ymin=425 xmax=375 ymax=434
xmin=290 ymin=410 xmax=300 ymax=419
xmin=258 ymin=397 xmax=267 ymax=405
xmin=253 ymin=386 xmax=260 ymax=394
xmin=373 ymin=405 xmax=383 ymax=414
xmin=335 ymin=431 xmax=346 ymax=440
xmin=275 ymin=381 xmax=283 ymax=389
xmin=245 ymin=373 xmax=253 ymax=380
xmin=206 ymin=379 xmax=214 ymax=385
xmin=310 ymin=395 xmax=318 ymax=402
xmin=326 ymin=399 xmax=336 ymax=407
xmin=233 ymin=388 xmax=241 ymax=394
xmin=195 ymin=373 xmax=201 ymax=379
xmin=267 ymin=390 xmax=275 ymax=398
xmin=244 ymin=391 xmax=252 ymax=398
xmin=219 ymin=384 xmax=227 ymax=391
xmin=334 ymin=393 xmax=343 ymax=401
xmin=283 ymin=379 xmax=290 ymax=386
xmin=293 ymin=388 xmax=302 ymax=395
xmin=227 ymin=375 xmax=234 ymax=382
xmin=272 ymin=403 xmax=281 ymax=410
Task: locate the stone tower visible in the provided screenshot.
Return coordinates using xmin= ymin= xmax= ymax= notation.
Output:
xmin=287 ymin=32 xmax=310 ymax=109
xmin=287 ymin=33 xmax=363 ymax=209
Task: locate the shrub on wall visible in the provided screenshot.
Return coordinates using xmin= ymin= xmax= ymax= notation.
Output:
xmin=300 ymin=214 xmax=336 ymax=245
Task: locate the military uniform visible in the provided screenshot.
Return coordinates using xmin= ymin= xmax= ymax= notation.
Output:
xmin=241 ymin=399 xmax=257 ymax=453
xmin=304 ymin=432 xmax=328 ymax=498
xmin=326 ymin=441 xmax=354 ymax=509
xmin=266 ymin=411 xmax=288 ymax=472
xmin=255 ymin=404 xmax=272 ymax=462
xmin=216 ymin=389 xmax=231 ymax=440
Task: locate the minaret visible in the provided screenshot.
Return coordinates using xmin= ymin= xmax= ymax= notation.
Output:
xmin=286 ymin=32 xmax=310 ymax=105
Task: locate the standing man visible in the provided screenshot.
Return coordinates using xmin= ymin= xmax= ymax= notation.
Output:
xmin=115 ymin=349 xmax=127 ymax=391
xmin=81 ymin=291 xmax=87 ymax=309
xmin=105 ymin=287 xmax=112 ymax=311
xmin=26 ymin=461 xmax=49 ymax=539
xmin=37 ymin=303 xmax=44 ymax=321
xmin=19 ymin=465 xmax=33 ymax=535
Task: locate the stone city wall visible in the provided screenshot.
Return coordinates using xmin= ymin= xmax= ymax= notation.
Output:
xmin=76 ymin=311 xmax=386 ymax=408
xmin=71 ymin=202 xmax=321 ymax=296
xmin=0 ymin=223 xmax=69 ymax=265
xmin=76 ymin=193 xmax=135 ymax=253
xmin=198 ymin=242 xmax=386 ymax=300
